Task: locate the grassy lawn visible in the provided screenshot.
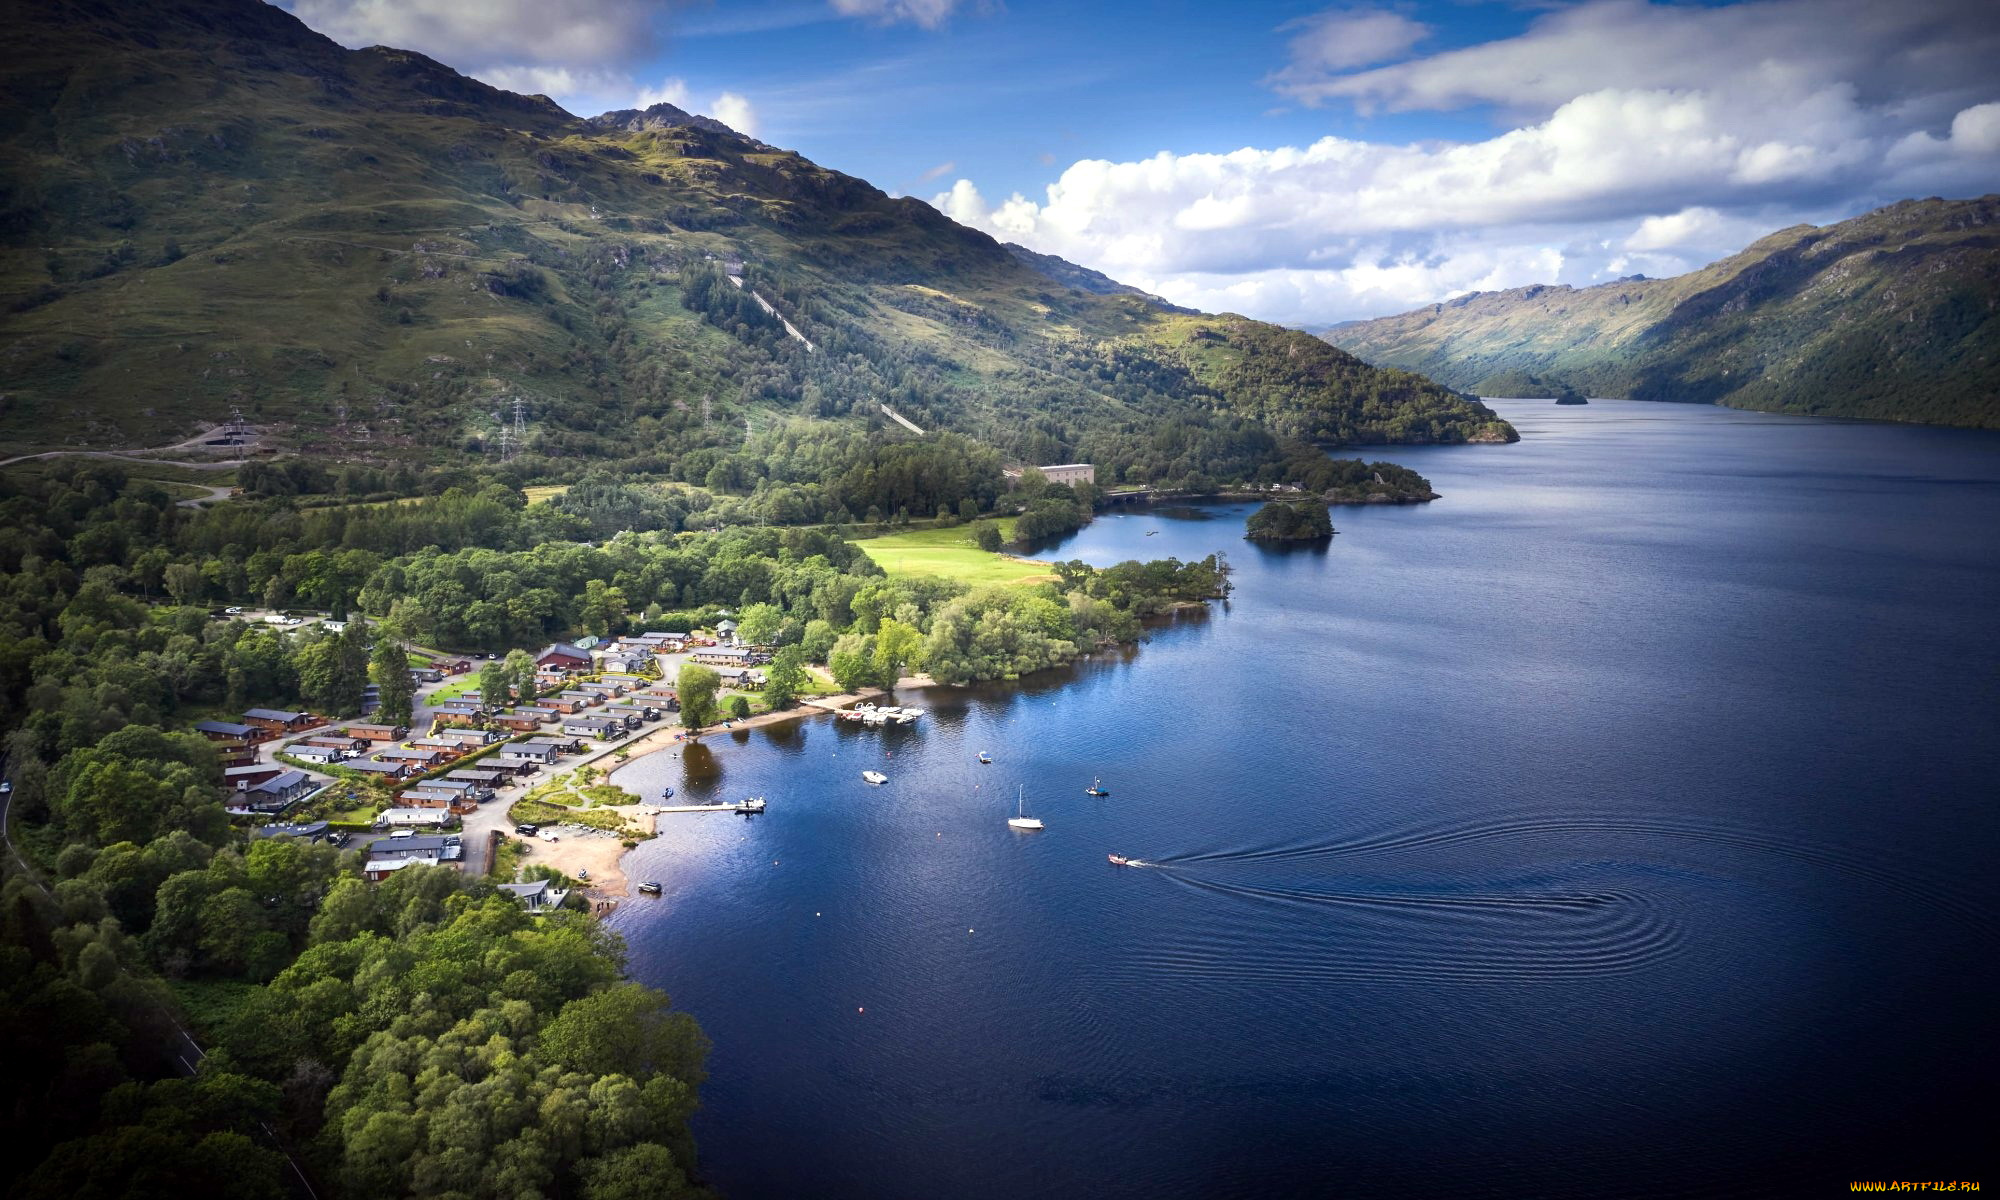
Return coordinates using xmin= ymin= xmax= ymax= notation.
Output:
xmin=522 ymin=484 xmax=569 ymax=505
xmin=430 ymin=676 xmax=481 ymax=703
xmin=508 ymin=796 xmax=640 ymax=834
xmin=851 ymin=520 xmax=1057 ymax=588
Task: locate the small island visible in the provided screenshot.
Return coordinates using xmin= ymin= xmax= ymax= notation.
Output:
xmin=1246 ymin=499 xmax=1336 ymax=541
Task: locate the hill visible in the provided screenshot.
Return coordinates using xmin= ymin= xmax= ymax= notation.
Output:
xmin=1322 ymin=197 xmax=2000 ymax=428
xmin=0 ymin=0 xmax=1514 ymax=479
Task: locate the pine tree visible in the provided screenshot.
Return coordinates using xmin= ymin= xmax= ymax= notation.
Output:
xmin=372 ymin=635 xmax=415 ymax=728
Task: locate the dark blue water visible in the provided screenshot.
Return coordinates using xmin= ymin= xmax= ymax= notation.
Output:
xmin=613 ymin=400 xmax=2000 ymax=1199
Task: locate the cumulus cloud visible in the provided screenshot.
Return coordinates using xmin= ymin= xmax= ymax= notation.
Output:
xmin=711 ymin=92 xmax=761 ymax=138
xmin=287 ymin=0 xmax=656 ymax=66
xmin=637 ymin=77 xmax=691 ymax=109
xmin=938 ymin=0 xmax=2000 ymax=324
xmin=828 ymin=0 xmax=964 ymax=30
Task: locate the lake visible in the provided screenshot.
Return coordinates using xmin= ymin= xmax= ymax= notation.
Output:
xmin=611 ymin=399 xmax=1999 ymax=1199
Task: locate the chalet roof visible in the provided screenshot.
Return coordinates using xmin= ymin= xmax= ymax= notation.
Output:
xmin=195 ymin=720 xmax=255 ymax=736
xmin=538 ymin=642 xmax=591 ymax=660
xmin=223 ymin=764 xmax=280 ymax=778
xmin=254 ymin=820 xmax=329 ymax=839
xmin=344 ymin=759 xmax=408 ymax=774
xmin=372 ymin=834 xmax=460 ymax=855
xmin=244 ymin=708 xmax=308 ymax=722
xmin=248 ymin=770 xmax=308 ymax=793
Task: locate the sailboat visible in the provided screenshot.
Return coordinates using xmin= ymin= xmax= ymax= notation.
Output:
xmin=1085 ymin=777 xmax=1109 ymax=796
xmin=1007 ymin=785 xmax=1044 ymax=831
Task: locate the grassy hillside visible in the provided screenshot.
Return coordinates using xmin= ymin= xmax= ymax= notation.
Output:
xmin=0 ymin=0 xmax=1514 ymax=475
xmin=1323 ymin=197 xmax=2000 ymax=428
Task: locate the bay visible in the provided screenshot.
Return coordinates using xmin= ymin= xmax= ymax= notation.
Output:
xmin=611 ymin=399 xmax=2000 ymax=1199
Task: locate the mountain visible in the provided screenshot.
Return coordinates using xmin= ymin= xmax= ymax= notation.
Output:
xmin=1323 ymin=197 xmax=2000 ymax=429
xmin=1002 ymin=243 xmax=1194 ymax=312
xmin=0 ymin=0 xmax=1514 ymax=472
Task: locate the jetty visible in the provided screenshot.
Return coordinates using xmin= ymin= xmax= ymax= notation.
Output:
xmin=646 ymin=798 xmax=767 ymax=815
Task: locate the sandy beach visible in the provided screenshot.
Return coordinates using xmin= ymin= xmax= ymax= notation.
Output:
xmin=515 ymin=804 xmax=658 ymax=900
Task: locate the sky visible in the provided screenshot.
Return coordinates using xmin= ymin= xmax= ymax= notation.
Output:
xmin=279 ymin=0 xmax=2000 ymax=325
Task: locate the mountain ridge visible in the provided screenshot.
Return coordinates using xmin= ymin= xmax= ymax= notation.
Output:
xmin=0 ymin=0 xmax=1515 ymax=475
xmin=1321 ymin=196 xmax=2000 ymax=428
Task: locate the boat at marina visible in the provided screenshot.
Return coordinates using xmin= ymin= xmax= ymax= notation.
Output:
xmin=841 ymin=703 xmax=925 ymax=727
xmin=1085 ymin=778 xmax=1109 ymax=796
xmin=1007 ymin=786 xmax=1044 ymax=831
xmin=862 ymin=770 xmax=888 ymax=785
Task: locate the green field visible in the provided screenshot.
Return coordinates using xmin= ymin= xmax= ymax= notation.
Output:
xmin=851 ymin=521 xmax=1057 ymax=588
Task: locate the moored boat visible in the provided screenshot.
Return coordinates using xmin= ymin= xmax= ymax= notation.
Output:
xmin=1085 ymin=777 xmax=1109 ymax=796
xmin=978 ymin=752 xmax=991 ymax=764
xmin=1007 ymin=785 xmax=1044 ymax=831
xmin=862 ymin=770 xmax=888 ymax=785
xmin=637 ymin=881 xmax=663 ymax=895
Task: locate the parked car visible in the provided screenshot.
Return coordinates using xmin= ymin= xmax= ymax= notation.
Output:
xmin=224 ymin=606 xmax=244 ymax=615
xmin=0 ymin=781 xmax=12 ymax=795
xmin=539 ymin=831 xmax=560 ymax=842
xmin=514 ymin=823 xmax=539 ymax=836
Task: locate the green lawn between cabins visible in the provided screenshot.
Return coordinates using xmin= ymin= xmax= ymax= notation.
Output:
xmin=849 ymin=520 xmax=1058 ymax=589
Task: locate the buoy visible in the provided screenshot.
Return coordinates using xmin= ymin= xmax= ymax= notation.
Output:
xmin=857 ymin=1007 xmax=864 ymax=1013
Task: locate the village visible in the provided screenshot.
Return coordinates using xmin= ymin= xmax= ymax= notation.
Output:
xmin=193 ymin=619 xmax=824 ymax=913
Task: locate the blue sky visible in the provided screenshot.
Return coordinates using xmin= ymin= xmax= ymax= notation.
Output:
xmin=284 ymin=0 xmax=2000 ymax=323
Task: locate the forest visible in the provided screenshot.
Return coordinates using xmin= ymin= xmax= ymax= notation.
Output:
xmin=0 ymin=455 xmax=1231 ymax=1197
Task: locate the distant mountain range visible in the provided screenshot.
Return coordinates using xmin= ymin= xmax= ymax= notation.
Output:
xmin=0 ymin=0 xmax=1513 ymax=466
xmin=1322 ymin=197 xmax=2000 ymax=429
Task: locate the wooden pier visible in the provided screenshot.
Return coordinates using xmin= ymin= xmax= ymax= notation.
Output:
xmin=649 ymin=798 xmax=766 ymax=815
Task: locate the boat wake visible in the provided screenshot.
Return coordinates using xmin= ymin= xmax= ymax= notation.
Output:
xmin=1096 ymin=866 xmax=1689 ymax=986
xmin=1149 ymin=812 xmax=1993 ymax=933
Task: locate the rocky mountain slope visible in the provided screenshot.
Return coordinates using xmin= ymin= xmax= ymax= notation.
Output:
xmin=0 ymin=0 xmax=1514 ymax=471
xmin=1323 ymin=197 xmax=2000 ymax=428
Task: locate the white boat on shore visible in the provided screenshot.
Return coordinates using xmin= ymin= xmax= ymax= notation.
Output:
xmin=862 ymin=770 xmax=888 ymax=785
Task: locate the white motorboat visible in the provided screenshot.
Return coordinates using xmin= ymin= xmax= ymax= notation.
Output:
xmin=1007 ymin=785 xmax=1044 ymax=831
xmin=862 ymin=770 xmax=888 ymax=785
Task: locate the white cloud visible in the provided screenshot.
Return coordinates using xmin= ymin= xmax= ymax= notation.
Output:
xmin=937 ymin=0 xmax=2000 ymax=324
xmin=637 ymin=77 xmax=691 ymax=110
xmin=828 ymin=0 xmax=964 ymax=30
xmin=1275 ymin=0 xmax=1999 ymax=121
xmin=711 ymin=92 xmax=760 ymax=138
xmin=286 ymin=0 xmax=656 ymax=66
xmin=919 ymin=160 xmax=958 ymax=182
xmin=1274 ymin=8 xmax=1430 ymax=77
